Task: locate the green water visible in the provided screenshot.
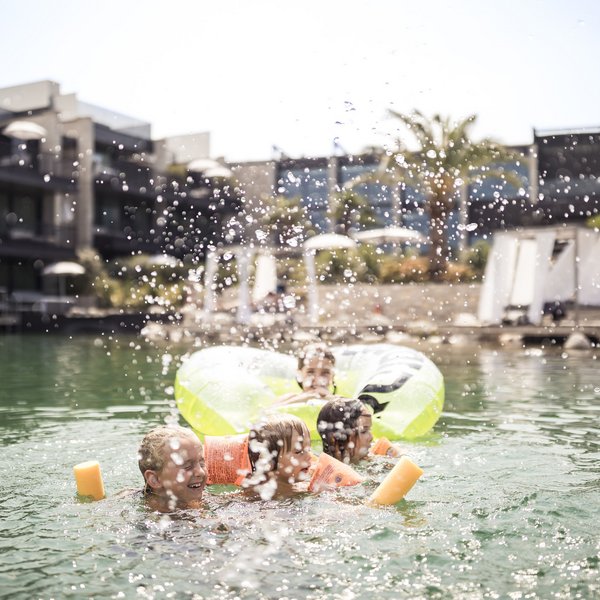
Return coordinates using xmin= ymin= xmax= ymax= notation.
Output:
xmin=1 ymin=335 xmax=599 ymax=599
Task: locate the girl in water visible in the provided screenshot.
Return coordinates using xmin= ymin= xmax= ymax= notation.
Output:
xmin=317 ymin=397 xmax=402 ymax=464
xmin=203 ymin=413 xmax=313 ymax=499
xmin=244 ymin=414 xmax=313 ymax=498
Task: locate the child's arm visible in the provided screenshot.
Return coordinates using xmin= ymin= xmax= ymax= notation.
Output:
xmin=273 ymin=390 xmax=332 ymax=406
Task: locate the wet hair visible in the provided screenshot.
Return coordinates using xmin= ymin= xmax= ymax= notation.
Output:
xmin=297 ymin=342 xmax=335 ymax=371
xmin=248 ymin=414 xmax=310 ymax=474
xmin=317 ymin=397 xmax=370 ymax=460
xmin=138 ymin=425 xmax=199 ymax=476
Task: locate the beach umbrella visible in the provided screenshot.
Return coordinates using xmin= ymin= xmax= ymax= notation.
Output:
xmin=42 ymin=262 xmax=85 ymax=276
xmin=42 ymin=262 xmax=85 ymax=297
xmin=303 ymin=233 xmax=357 ymax=251
xmin=187 ymin=158 xmax=222 ymax=173
xmin=146 ymin=254 xmax=179 ymax=267
xmin=201 ymin=166 xmax=233 ymax=179
xmin=352 ymin=227 xmax=424 ymax=245
xmin=3 ymin=120 xmax=47 ymax=141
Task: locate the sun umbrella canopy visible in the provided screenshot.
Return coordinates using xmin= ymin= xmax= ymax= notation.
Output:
xmin=146 ymin=254 xmax=179 ymax=267
xmin=3 ymin=120 xmax=48 ymax=141
xmin=201 ymin=166 xmax=233 ymax=179
xmin=352 ymin=227 xmax=424 ymax=244
xmin=187 ymin=158 xmax=222 ymax=173
xmin=42 ymin=262 xmax=85 ymax=276
xmin=303 ymin=233 xmax=357 ymax=251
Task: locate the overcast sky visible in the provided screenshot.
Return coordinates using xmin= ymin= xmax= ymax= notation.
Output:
xmin=2 ymin=0 xmax=599 ymax=161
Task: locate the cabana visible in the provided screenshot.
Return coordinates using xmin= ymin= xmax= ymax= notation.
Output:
xmin=478 ymin=226 xmax=600 ymax=325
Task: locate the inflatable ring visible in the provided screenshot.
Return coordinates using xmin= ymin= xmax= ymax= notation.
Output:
xmin=175 ymin=344 xmax=444 ymax=440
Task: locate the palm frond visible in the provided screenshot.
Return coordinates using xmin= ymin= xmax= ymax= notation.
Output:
xmin=388 ymin=109 xmax=434 ymax=149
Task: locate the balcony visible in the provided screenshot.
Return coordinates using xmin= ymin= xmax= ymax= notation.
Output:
xmin=0 ymin=150 xmax=76 ymax=190
xmin=540 ymin=177 xmax=600 ymax=201
xmin=0 ymin=222 xmax=77 ymax=260
xmin=93 ymin=158 xmax=156 ymax=198
xmin=93 ymin=225 xmax=160 ymax=259
xmin=0 ymin=151 xmax=77 ymax=191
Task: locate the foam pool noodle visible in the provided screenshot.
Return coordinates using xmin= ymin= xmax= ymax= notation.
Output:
xmin=308 ymin=452 xmax=363 ymax=493
xmin=368 ymin=456 xmax=423 ymax=506
xmin=73 ymin=460 xmax=105 ymax=501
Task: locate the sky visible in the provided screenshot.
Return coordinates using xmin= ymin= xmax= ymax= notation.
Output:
xmin=1 ymin=0 xmax=599 ymax=162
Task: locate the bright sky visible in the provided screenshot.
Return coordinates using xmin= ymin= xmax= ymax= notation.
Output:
xmin=2 ymin=0 xmax=599 ymax=161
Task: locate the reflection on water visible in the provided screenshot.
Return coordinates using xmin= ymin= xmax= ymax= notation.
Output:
xmin=1 ymin=335 xmax=599 ymax=598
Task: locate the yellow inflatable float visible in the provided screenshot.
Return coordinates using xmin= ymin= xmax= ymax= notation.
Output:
xmin=175 ymin=344 xmax=444 ymax=441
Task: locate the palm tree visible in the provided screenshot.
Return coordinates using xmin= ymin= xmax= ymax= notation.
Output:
xmin=329 ymin=188 xmax=378 ymax=235
xmin=377 ymin=110 xmax=525 ymax=280
xmin=260 ymin=195 xmax=311 ymax=247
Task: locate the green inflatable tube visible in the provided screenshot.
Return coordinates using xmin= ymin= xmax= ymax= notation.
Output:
xmin=175 ymin=344 xmax=444 ymax=441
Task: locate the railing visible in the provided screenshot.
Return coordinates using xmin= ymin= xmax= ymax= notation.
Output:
xmin=93 ymin=158 xmax=154 ymax=193
xmin=540 ymin=177 xmax=600 ymax=198
xmin=0 ymin=151 xmax=76 ymax=180
xmin=0 ymin=223 xmax=76 ymax=248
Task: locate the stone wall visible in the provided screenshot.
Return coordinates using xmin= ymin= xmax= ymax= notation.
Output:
xmin=309 ymin=282 xmax=481 ymax=327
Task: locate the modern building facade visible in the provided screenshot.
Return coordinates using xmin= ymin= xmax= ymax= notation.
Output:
xmin=231 ymin=150 xmax=523 ymax=248
xmin=231 ymin=131 xmax=600 ymax=250
xmin=2 ymin=79 xmax=598 ymax=307
xmin=0 ymin=80 xmax=240 ymax=305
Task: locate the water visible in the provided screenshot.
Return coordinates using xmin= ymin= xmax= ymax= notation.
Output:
xmin=1 ymin=335 xmax=599 ymax=599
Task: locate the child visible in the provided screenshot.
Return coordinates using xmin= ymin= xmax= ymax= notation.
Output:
xmin=317 ymin=397 xmax=402 ymax=464
xmin=138 ymin=425 xmax=207 ymax=512
xmin=244 ymin=413 xmax=313 ymax=498
xmin=275 ymin=343 xmax=336 ymax=406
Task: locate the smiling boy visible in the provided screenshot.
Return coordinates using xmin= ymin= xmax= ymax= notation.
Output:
xmin=138 ymin=425 xmax=207 ymax=512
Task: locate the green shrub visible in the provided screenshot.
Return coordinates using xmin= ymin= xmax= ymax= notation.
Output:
xmin=378 ymin=255 xmax=429 ymax=283
xmin=460 ymin=240 xmax=490 ymax=278
xmin=586 ymin=214 xmax=600 ymax=229
xmin=315 ymin=249 xmax=371 ymax=283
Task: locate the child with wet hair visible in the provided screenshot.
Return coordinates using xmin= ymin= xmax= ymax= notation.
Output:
xmin=317 ymin=397 xmax=402 ymax=464
xmin=138 ymin=425 xmax=207 ymax=512
xmin=245 ymin=413 xmax=313 ymax=499
xmin=275 ymin=342 xmax=336 ymax=406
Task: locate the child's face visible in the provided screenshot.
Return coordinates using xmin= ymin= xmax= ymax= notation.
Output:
xmin=275 ymin=428 xmax=312 ymax=484
xmin=150 ymin=435 xmax=207 ymax=508
xmin=349 ymin=410 xmax=373 ymax=463
xmin=299 ymin=356 xmax=334 ymax=396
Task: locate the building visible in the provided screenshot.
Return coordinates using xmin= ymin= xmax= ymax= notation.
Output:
xmin=231 ymin=130 xmax=600 ymax=250
xmin=0 ymin=80 xmax=240 ymax=306
xmin=231 ymin=150 xmax=526 ymax=248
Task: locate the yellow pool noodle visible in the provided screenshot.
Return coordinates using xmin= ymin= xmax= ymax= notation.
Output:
xmin=368 ymin=456 xmax=423 ymax=506
xmin=73 ymin=460 xmax=105 ymax=500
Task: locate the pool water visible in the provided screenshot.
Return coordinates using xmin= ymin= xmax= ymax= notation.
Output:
xmin=1 ymin=335 xmax=599 ymax=599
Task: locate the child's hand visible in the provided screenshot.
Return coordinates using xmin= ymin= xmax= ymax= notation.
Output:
xmin=274 ymin=391 xmax=331 ymax=406
xmin=386 ymin=444 xmax=403 ymax=458
xmin=370 ymin=437 xmax=404 ymax=458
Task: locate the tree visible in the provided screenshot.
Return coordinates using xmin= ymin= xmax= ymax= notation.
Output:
xmin=329 ymin=188 xmax=378 ymax=235
xmin=260 ymin=195 xmax=312 ymax=248
xmin=378 ymin=110 xmax=524 ymax=280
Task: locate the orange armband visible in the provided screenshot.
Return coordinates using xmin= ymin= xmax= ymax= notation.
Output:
xmin=371 ymin=437 xmax=393 ymax=456
xmin=204 ymin=434 xmax=251 ymax=486
xmin=308 ymin=453 xmax=364 ymax=493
